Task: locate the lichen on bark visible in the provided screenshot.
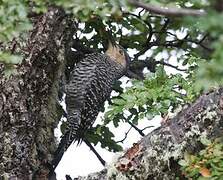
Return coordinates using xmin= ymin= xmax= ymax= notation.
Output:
xmin=0 ymin=7 xmax=75 ymax=179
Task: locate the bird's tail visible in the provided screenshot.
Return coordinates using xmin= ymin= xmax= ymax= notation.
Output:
xmin=50 ymin=110 xmax=81 ymax=174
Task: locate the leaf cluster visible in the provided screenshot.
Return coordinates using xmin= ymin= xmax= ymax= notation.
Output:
xmin=179 ymin=138 xmax=223 ymax=179
xmin=105 ymin=66 xmax=198 ymax=127
xmin=85 ymin=124 xmax=123 ymax=152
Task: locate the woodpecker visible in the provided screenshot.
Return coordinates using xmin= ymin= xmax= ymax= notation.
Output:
xmin=51 ymin=42 xmax=130 ymax=171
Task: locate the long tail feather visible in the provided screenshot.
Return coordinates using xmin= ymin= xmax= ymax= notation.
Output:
xmin=51 ymin=131 xmax=70 ymax=171
xmin=49 ymin=110 xmax=81 ymax=176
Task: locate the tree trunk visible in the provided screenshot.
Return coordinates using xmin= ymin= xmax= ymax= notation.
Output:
xmin=0 ymin=7 xmax=74 ymax=179
xmin=75 ymin=88 xmax=223 ymax=180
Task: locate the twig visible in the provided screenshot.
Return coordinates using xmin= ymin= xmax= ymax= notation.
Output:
xmin=156 ymin=61 xmax=187 ymax=71
xmin=186 ymin=38 xmax=212 ymax=51
xmin=157 ymin=31 xmax=211 ymax=51
xmin=128 ymin=0 xmax=206 ymax=17
xmin=84 ymin=139 xmax=106 ymax=166
xmin=122 ymin=11 xmax=153 ymax=41
xmin=116 ymin=126 xmax=132 ymax=143
xmin=134 ymin=18 xmax=169 ymax=59
xmin=141 ymin=125 xmax=154 ymax=131
xmin=138 ymin=8 xmax=145 ymax=17
xmin=128 ymin=121 xmax=145 ymax=136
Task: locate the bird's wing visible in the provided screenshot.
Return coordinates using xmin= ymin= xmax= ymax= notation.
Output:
xmin=66 ymin=57 xmax=97 ymax=111
xmin=51 ymin=56 xmax=98 ymax=171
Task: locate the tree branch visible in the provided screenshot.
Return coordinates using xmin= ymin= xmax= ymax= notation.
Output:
xmin=74 ymin=88 xmax=223 ymax=179
xmin=127 ymin=121 xmax=145 ymax=137
xmin=128 ymin=0 xmax=206 ymax=17
xmin=84 ymin=139 xmax=106 ymax=166
xmin=116 ymin=126 xmax=133 ymax=143
xmin=141 ymin=125 xmax=154 ymax=131
xmin=156 ymin=61 xmax=187 ymax=71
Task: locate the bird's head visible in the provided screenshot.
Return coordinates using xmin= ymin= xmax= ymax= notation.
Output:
xmin=105 ymin=41 xmax=130 ymax=70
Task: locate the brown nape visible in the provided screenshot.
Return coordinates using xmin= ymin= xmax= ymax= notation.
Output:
xmin=105 ymin=43 xmax=127 ymax=67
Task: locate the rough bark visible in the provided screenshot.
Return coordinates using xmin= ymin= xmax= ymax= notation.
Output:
xmin=75 ymin=88 xmax=223 ymax=180
xmin=0 ymin=7 xmax=75 ymax=179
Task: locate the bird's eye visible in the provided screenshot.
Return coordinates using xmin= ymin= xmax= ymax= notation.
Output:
xmin=119 ymin=50 xmax=123 ymax=55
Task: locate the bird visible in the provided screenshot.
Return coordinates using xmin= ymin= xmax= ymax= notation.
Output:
xmin=51 ymin=41 xmax=130 ymax=172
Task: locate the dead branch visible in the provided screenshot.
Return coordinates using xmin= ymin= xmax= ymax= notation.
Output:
xmin=128 ymin=0 xmax=206 ymax=17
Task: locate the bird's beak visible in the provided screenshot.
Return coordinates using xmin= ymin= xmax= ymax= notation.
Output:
xmin=107 ymin=40 xmax=113 ymax=49
xmin=108 ymin=39 xmax=117 ymax=48
xmin=106 ymin=40 xmax=117 ymax=53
